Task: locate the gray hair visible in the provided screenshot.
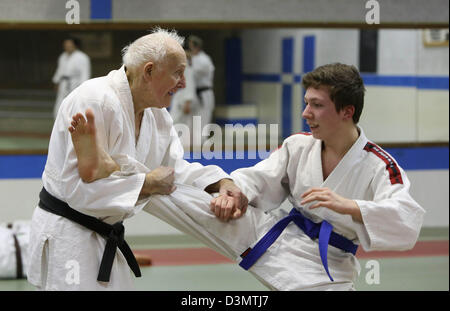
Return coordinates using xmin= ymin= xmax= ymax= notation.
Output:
xmin=122 ymin=27 xmax=184 ymax=70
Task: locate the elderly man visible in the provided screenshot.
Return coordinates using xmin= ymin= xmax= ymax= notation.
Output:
xmin=27 ymin=28 xmax=247 ymax=291
xmin=65 ymin=63 xmax=425 ymax=291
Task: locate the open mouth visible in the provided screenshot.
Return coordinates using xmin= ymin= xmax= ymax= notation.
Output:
xmin=309 ymin=124 xmax=319 ymax=129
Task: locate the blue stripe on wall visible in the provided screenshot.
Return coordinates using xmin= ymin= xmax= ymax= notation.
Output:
xmin=281 ymin=37 xmax=294 ymax=138
xmin=244 ymin=73 xmax=449 ymax=91
xmin=242 ymin=74 xmax=300 ymax=83
xmin=303 ymin=36 xmax=315 ymax=73
xmin=185 ymin=156 xmax=261 ymax=174
xmin=282 ymin=38 xmax=294 ymax=73
xmin=282 ymin=84 xmax=293 ymax=138
xmin=385 ymin=146 xmax=449 ymax=170
xmin=242 ymin=74 xmax=280 ymax=82
xmin=362 ymin=74 xmax=449 ymax=90
xmin=90 ymin=0 xmax=112 ymax=20
xmin=302 ymin=36 xmax=316 ymax=133
xmin=0 ymin=147 xmax=448 ymax=179
xmin=0 ymin=155 xmax=47 ymax=179
xmin=215 ymin=118 xmax=258 ymax=126
xmin=225 ymin=38 xmax=242 ymax=105
xmin=185 ymin=147 xmax=450 ymax=173
xmin=417 ymin=77 xmax=449 ymax=90
xmin=362 ymin=74 xmax=417 ymax=87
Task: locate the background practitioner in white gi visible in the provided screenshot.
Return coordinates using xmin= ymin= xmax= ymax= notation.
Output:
xmin=187 ymin=35 xmax=215 ymax=138
xmin=67 ymin=63 xmax=425 ymax=291
xmin=52 ymin=37 xmax=91 ymax=119
xmin=169 ymin=49 xmax=198 ymax=148
xmin=27 ymin=28 xmax=247 ymax=291
xmin=0 ymin=221 xmax=30 ymax=279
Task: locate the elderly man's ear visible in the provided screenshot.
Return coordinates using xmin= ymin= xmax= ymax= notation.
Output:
xmin=143 ymin=63 xmax=153 ymax=80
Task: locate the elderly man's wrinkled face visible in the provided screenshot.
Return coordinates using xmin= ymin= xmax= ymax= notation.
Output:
xmin=149 ymin=48 xmax=187 ymax=109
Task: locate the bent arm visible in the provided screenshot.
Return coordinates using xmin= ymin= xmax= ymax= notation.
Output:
xmin=46 ymin=96 xmax=146 ymax=221
xmin=353 ymin=167 xmax=425 ymax=251
xmin=163 ymin=126 xmax=231 ymax=190
xmin=230 ymin=141 xmax=290 ymax=212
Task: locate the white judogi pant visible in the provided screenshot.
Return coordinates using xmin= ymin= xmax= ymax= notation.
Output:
xmin=144 ymin=183 xmax=358 ymax=291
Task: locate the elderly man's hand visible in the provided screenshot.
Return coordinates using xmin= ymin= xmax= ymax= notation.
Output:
xmin=209 ymin=179 xmax=248 ymax=221
xmin=143 ymin=166 xmax=176 ymax=196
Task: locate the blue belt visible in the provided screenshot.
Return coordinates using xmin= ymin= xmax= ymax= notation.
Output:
xmin=238 ymin=208 xmax=358 ymax=281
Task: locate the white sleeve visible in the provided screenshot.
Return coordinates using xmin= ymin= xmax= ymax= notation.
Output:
xmin=58 ymin=96 xmax=146 ymax=220
xmin=230 ymin=141 xmax=290 ymax=211
xmin=163 ymin=127 xmax=230 ymax=190
xmin=192 ymin=56 xmax=209 ymax=75
xmin=192 ymin=54 xmax=214 ymax=81
xmin=354 ymin=166 xmax=425 ymax=251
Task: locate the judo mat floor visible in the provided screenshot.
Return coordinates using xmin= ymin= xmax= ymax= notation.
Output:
xmin=0 ymin=228 xmax=448 ymax=291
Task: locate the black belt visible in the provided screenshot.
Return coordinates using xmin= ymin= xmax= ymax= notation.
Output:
xmin=196 ymin=87 xmax=212 ymax=101
xmin=59 ymin=76 xmax=72 ymax=93
xmin=7 ymin=223 xmax=24 ymax=279
xmin=38 ymin=187 xmax=141 ymax=282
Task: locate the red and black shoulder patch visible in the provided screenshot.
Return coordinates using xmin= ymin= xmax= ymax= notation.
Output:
xmin=363 ymin=142 xmax=404 ymax=185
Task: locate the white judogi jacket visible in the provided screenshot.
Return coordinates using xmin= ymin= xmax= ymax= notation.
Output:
xmin=52 ymin=50 xmax=91 ymax=118
xmin=228 ymin=129 xmax=425 ymax=290
xmin=191 ymin=51 xmax=215 ymax=127
xmin=137 ymin=128 xmax=425 ymax=291
xmin=28 ymin=66 xmax=229 ymax=290
xmin=191 ymin=51 xmax=214 ymax=89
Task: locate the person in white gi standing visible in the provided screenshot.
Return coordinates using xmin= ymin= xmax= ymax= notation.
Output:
xmin=0 ymin=221 xmax=30 ymax=280
xmin=65 ymin=63 xmax=425 ymax=291
xmin=52 ymin=37 xmax=91 ymax=118
xmin=188 ymin=35 xmax=215 ymax=139
xmin=27 ymin=28 xmax=248 ymax=291
xmin=169 ymin=50 xmax=198 ymax=148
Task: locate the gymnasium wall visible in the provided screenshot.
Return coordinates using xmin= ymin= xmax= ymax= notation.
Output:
xmin=237 ymin=28 xmax=449 ymax=141
xmin=233 ymin=28 xmax=449 ymax=229
xmin=0 ymin=0 xmax=447 ymax=25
